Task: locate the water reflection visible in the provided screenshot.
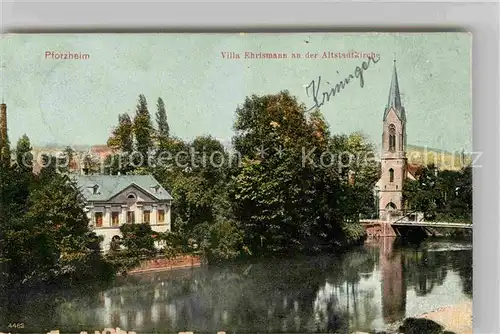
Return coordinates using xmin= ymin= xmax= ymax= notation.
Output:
xmin=1 ymin=238 xmax=472 ymax=333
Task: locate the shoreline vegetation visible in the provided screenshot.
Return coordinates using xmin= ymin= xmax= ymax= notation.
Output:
xmin=0 ymin=92 xmax=472 ymax=328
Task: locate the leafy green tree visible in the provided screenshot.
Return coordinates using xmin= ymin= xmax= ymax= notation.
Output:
xmin=403 ymin=165 xmax=439 ymax=219
xmin=107 ymin=113 xmax=133 ymax=153
xmin=190 ymin=135 xmax=229 ymax=187
xmin=403 ymin=164 xmax=471 ymax=221
xmin=106 ymin=223 xmax=158 ymax=273
xmin=81 ymin=152 xmax=100 ymax=175
xmin=156 ymin=97 xmax=170 ymax=141
xmin=119 ymin=223 xmax=157 ymax=258
xmin=2 ymin=173 xmax=112 ymax=287
xmin=230 ymin=91 xmax=366 ymax=255
xmin=206 ymin=219 xmax=245 ymax=263
xmin=331 ymin=132 xmax=381 ymax=218
xmin=15 ymin=134 xmax=33 ymax=173
xmin=103 ymin=153 xmax=134 ymax=175
xmin=60 ymin=146 xmax=75 ymax=173
xmin=133 ymin=94 xmax=154 ymax=166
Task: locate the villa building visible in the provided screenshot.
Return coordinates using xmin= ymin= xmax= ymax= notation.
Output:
xmin=73 ymin=174 xmax=173 ymax=251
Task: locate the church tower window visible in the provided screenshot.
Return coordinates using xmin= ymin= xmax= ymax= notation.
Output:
xmin=389 ymin=124 xmax=396 ymax=151
xmin=389 ymin=168 xmax=394 ymax=183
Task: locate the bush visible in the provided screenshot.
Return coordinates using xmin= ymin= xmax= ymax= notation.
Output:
xmin=207 ymin=220 xmax=245 ymax=264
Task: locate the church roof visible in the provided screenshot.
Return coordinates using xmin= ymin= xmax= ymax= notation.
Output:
xmin=383 ymin=60 xmax=406 ymax=122
xmin=407 ymin=163 xmax=422 ymax=179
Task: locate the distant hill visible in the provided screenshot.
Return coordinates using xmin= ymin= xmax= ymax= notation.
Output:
xmin=406 ymin=144 xmax=472 ymax=171
xmin=28 ymin=142 xmax=471 ymax=172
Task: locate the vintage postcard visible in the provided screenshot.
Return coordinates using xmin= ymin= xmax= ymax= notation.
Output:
xmin=0 ymin=33 xmax=472 ymax=334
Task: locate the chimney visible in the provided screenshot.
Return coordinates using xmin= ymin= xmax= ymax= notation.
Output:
xmin=0 ymin=103 xmax=6 ymax=144
xmin=0 ymin=103 xmax=10 ymax=166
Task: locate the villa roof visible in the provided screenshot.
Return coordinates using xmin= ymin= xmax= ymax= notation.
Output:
xmin=72 ymin=174 xmax=173 ymax=202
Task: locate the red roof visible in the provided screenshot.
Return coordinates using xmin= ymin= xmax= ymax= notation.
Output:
xmin=90 ymin=145 xmax=114 ymax=159
xmin=407 ymin=163 xmax=422 ymax=178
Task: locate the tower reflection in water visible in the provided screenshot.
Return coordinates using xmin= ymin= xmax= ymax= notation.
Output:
xmin=379 ymin=237 xmax=406 ymax=324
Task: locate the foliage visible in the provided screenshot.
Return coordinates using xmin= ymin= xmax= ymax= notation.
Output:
xmin=14 ymin=134 xmax=33 ymax=173
xmin=0 ymin=161 xmax=113 ymax=289
xmin=229 ymin=92 xmax=373 ymax=255
xmin=155 ymin=97 xmax=170 ymax=141
xmin=403 ymin=165 xmax=472 ymax=221
xmin=103 ymin=152 xmax=135 ymax=175
xmin=107 ymin=113 xmax=133 ymax=153
xmin=207 ymin=219 xmax=245 ymax=263
xmin=133 ymin=94 xmax=154 ymax=166
xmin=105 ymin=223 xmax=158 ymax=273
xmin=81 ymin=152 xmax=100 ymax=175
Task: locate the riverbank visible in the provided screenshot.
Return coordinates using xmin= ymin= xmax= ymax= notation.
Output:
xmin=417 ymin=300 xmax=472 ymax=334
xmin=357 ymin=300 xmax=472 ymax=334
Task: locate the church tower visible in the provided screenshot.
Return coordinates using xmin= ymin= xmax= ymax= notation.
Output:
xmin=378 ymin=60 xmax=407 ymax=220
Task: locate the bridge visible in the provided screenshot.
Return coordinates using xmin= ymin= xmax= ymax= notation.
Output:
xmin=360 ymin=214 xmax=472 ymax=238
xmin=391 ymin=220 xmax=472 ymax=229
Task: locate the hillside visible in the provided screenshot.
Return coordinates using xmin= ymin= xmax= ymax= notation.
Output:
xmin=406 ymin=145 xmax=472 ymax=171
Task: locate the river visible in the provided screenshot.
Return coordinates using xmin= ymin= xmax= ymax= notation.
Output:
xmin=3 ymin=237 xmax=472 ymax=333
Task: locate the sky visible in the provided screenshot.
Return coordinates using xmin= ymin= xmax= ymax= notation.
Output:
xmin=1 ymin=33 xmax=472 ymax=152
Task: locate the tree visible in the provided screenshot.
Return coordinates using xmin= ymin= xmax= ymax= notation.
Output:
xmin=403 ymin=165 xmax=439 ymax=219
xmin=107 ymin=113 xmax=133 ymax=153
xmin=332 ymin=132 xmax=381 ymax=218
xmin=106 ymin=223 xmax=158 ymax=273
xmin=133 ymin=94 xmax=154 ymax=167
xmin=403 ymin=164 xmax=472 ymax=221
xmin=156 ymin=97 xmax=170 ymax=141
xmin=81 ymin=153 xmax=100 ymax=175
xmin=103 ymin=153 xmax=134 ymax=175
xmin=15 ymin=134 xmax=33 ymax=173
xmin=61 ymin=146 xmax=75 ymax=173
xmin=230 ymin=91 xmax=366 ymax=255
xmin=2 ymin=173 xmax=112 ymax=288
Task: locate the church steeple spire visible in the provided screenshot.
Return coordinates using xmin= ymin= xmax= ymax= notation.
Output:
xmin=383 ymin=59 xmax=406 ymax=122
xmin=388 ymin=59 xmax=401 ymax=110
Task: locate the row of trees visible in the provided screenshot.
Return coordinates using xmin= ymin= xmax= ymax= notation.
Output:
xmin=102 ymin=91 xmax=380 ymax=262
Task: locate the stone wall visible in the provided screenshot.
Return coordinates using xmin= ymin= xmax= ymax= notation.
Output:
xmin=361 ymin=220 xmax=398 ymax=238
xmin=128 ymin=255 xmax=202 ymax=273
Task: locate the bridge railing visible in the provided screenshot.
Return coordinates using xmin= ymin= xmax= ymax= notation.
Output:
xmin=390 ymin=211 xmax=419 ymax=224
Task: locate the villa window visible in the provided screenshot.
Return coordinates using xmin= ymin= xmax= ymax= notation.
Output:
xmin=126 ymin=211 xmax=135 ymax=224
xmin=95 ymin=212 xmax=103 ymax=227
xmin=111 ymin=212 xmax=119 ymax=227
xmin=143 ymin=210 xmax=151 ymax=224
xmin=389 ymin=168 xmax=394 ymax=183
xmin=157 ymin=210 xmax=165 ymax=224
xmin=388 ymin=124 xmax=396 ymax=151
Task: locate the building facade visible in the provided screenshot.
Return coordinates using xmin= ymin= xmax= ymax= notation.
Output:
xmin=376 ymin=61 xmax=417 ymax=220
xmin=73 ymin=174 xmax=173 ymax=251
